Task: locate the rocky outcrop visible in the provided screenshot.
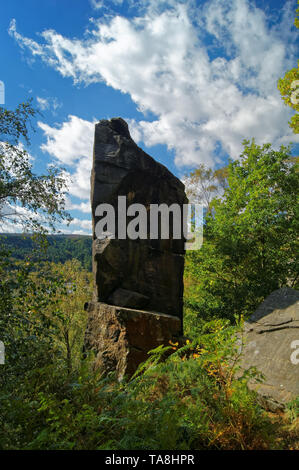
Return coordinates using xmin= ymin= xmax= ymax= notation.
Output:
xmin=91 ymin=118 xmax=187 ymax=322
xmin=84 ymin=302 xmax=181 ymax=380
xmin=85 ymin=118 xmax=187 ymax=378
xmin=240 ymin=288 xmax=299 ymax=411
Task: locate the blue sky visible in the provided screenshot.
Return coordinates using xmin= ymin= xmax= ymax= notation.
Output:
xmin=0 ymin=0 xmax=298 ymax=234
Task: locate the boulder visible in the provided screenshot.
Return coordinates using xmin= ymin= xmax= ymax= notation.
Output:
xmin=84 ymin=302 xmax=182 ymax=380
xmin=240 ymin=287 xmax=299 ymax=411
xmin=91 ymin=117 xmax=187 ymax=322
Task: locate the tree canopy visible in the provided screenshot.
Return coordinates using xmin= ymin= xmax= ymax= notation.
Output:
xmin=277 ymin=0 xmax=299 ymax=134
xmin=0 ymin=100 xmax=71 ymax=232
xmin=183 ymin=164 xmax=228 ymax=213
xmin=185 ymin=140 xmax=298 ymax=323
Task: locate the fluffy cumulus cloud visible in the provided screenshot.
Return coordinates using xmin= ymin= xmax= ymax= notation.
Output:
xmin=9 ymin=0 xmax=299 ymax=169
xmin=38 ymin=115 xmax=95 ymax=200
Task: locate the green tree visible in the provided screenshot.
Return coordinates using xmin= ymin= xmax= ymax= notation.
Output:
xmin=0 ymin=257 xmax=65 ymax=388
xmin=277 ymin=0 xmax=299 ymax=134
xmin=183 ymin=164 xmax=228 ymax=212
xmin=42 ymin=259 xmax=93 ymax=373
xmin=184 ymin=140 xmax=298 ymax=323
xmin=0 ymin=99 xmax=74 ymax=397
xmin=0 ymin=100 xmax=71 ymax=232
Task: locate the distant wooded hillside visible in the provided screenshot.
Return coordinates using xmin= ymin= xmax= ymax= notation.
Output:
xmin=0 ymin=234 xmax=92 ymax=271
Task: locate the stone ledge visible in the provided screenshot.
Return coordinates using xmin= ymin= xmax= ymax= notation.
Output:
xmin=84 ymin=302 xmax=182 ymax=380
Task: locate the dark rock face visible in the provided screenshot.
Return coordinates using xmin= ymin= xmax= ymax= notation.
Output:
xmin=240 ymin=288 xmax=299 ymax=411
xmin=107 ymin=288 xmax=149 ymax=310
xmin=91 ymin=118 xmax=187 ymax=323
xmin=85 ymin=117 xmax=187 ymax=378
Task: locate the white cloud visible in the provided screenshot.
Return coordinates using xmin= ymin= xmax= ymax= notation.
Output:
xmin=90 ymin=0 xmax=123 ymax=9
xmin=0 ymin=201 xmax=51 ymax=233
xmin=67 ymin=156 xmax=93 ymax=200
xmin=69 ymin=217 xmax=92 ymax=231
xmin=8 ymin=18 xmax=44 ymax=56
xmin=65 ymin=199 xmax=91 ymax=213
xmin=10 ymin=0 xmax=299 ymax=168
xmin=37 ymin=96 xmax=62 ymax=113
xmin=37 ymin=96 xmax=49 ymax=110
xmin=53 ymin=226 xmax=91 ymax=235
xmin=72 ymin=229 xmax=91 ymax=235
xmin=0 ymin=220 xmax=24 ymax=233
xmin=38 ymin=115 xmax=94 ymax=165
xmin=90 ymin=0 xmax=105 ymax=9
xmin=38 ymin=115 xmax=95 ymax=200
xmin=56 ymin=215 xmax=91 ymax=235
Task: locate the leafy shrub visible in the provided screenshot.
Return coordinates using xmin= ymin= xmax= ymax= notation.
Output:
xmin=0 ymin=317 xmax=277 ymax=450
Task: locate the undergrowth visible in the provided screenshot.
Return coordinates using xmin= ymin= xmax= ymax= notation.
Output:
xmin=0 ymin=320 xmax=283 ymax=450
